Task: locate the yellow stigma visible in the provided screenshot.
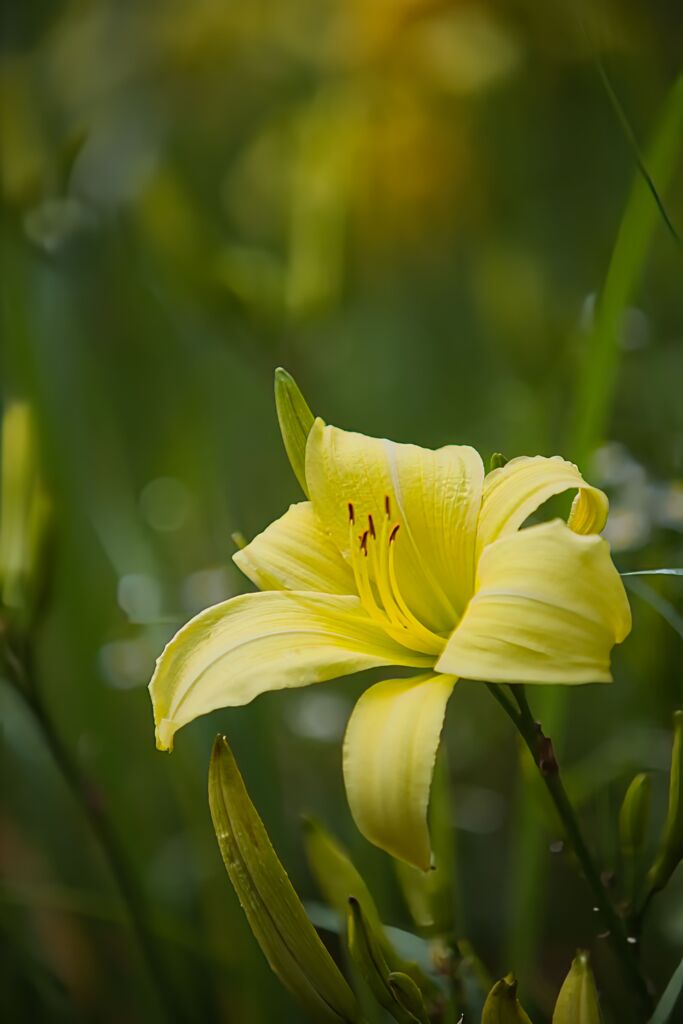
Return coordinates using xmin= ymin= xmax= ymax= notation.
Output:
xmin=346 ymin=499 xmax=445 ymax=656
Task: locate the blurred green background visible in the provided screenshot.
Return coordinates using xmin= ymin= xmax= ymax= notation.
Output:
xmin=1 ymin=1 xmax=682 ymax=1021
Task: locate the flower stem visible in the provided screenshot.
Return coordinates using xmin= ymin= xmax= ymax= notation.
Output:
xmin=487 ymin=683 xmax=652 ymax=1016
xmin=2 ymin=638 xmax=177 ymax=1020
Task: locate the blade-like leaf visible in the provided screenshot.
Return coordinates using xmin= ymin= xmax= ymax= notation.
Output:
xmin=649 ymin=955 xmax=683 ymax=1024
xmin=621 ymin=569 xmax=683 ymax=576
xmin=208 ymin=736 xmax=358 ymax=1023
xmin=624 ymin=578 xmax=683 ymax=643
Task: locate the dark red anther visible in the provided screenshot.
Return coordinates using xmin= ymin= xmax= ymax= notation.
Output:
xmin=359 ymin=530 xmax=369 ymax=555
xmin=384 ymin=495 xmax=391 ymax=517
xmin=368 ymin=514 xmax=376 ymax=539
xmin=389 ymin=523 xmax=400 ymax=543
xmin=348 ymin=502 xmax=355 ymax=523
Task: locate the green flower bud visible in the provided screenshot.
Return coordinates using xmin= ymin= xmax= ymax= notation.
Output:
xmin=208 ymin=736 xmax=358 ymax=1023
xmin=481 ymin=975 xmax=533 ymax=1024
xmin=303 ymin=817 xmax=390 ymax=955
xmin=619 ymin=772 xmax=651 ymax=858
xmin=274 ymin=367 xmax=315 ymax=494
xmin=394 ymin=752 xmax=458 ymax=938
xmin=0 ymin=401 xmax=50 ymax=627
xmin=647 ymin=710 xmax=683 ymax=894
xmin=552 ymin=951 xmax=602 ymax=1024
xmin=388 ymin=972 xmax=430 ymax=1024
xmin=489 ymin=452 xmax=508 ymax=471
xmin=346 ymin=898 xmax=426 ymax=1024
xmin=303 ymin=820 xmax=435 ymax=999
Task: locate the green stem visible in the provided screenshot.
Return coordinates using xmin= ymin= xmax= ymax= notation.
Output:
xmin=2 ymin=640 xmax=177 ymax=1020
xmin=489 ymin=684 xmax=652 ymax=1016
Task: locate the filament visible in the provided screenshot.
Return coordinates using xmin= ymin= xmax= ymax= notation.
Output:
xmin=346 ymin=499 xmax=445 ymax=656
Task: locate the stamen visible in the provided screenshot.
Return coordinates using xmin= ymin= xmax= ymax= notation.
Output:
xmin=387 ymin=533 xmax=443 ymax=653
xmin=368 ymin=516 xmax=404 ymax=629
xmin=344 ymin=500 xmax=444 ymax=656
xmin=384 ymin=495 xmax=391 ymax=518
xmin=348 ymin=521 xmax=385 ymax=627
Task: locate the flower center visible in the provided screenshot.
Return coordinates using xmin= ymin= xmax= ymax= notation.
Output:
xmin=346 ymin=497 xmax=446 ymax=656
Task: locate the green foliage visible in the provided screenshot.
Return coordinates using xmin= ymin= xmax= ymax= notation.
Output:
xmin=649 ymin=955 xmax=683 ymax=1024
xmin=1 ymin=3 xmax=682 ymax=1021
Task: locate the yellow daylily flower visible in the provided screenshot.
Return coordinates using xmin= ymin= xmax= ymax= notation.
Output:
xmin=149 ymin=408 xmax=631 ymax=870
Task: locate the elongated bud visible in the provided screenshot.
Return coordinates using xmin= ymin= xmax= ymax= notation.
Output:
xmin=388 ymin=973 xmax=429 ymax=1024
xmin=454 ymin=939 xmax=492 ymax=1011
xmin=489 ymin=452 xmax=508 ymax=471
xmin=619 ymin=772 xmax=651 ymax=858
xmin=304 ymin=819 xmax=436 ymax=998
xmin=394 ymin=752 xmax=458 ymax=937
xmin=0 ymin=401 xmax=50 ymax=627
xmin=481 ymin=975 xmax=533 ymax=1024
xmin=303 ymin=817 xmax=391 ymax=952
xmin=208 ymin=737 xmax=358 ymax=1023
xmin=274 ymin=367 xmax=315 ymax=495
xmin=647 ymin=710 xmax=683 ymax=894
xmin=346 ymin=898 xmax=426 ymax=1024
xmin=552 ymin=951 xmax=602 ymax=1024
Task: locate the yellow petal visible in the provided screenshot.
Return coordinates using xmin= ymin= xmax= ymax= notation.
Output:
xmin=306 ymin=419 xmax=484 ymax=632
xmin=437 ymin=520 xmax=630 ymax=684
xmin=234 ymin=501 xmax=356 ymax=594
xmin=343 ymin=674 xmax=456 ymax=870
xmin=150 ymin=591 xmax=433 ymax=750
xmin=476 ymin=455 xmax=609 ymax=558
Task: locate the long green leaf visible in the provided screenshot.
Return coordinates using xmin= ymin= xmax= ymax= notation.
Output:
xmin=571 ymin=73 xmax=683 ymax=463
xmin=509 ymin=71 xmax=683 ymax=972
xmin=624 ymin=578 xmax=683 ymax=643
xmin=621 ymin=569 xmax=683 ymax=576
xmin=649 ymin=956 xmax=683 ymax=1024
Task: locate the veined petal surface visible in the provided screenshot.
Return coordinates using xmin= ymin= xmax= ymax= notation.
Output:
xmin=476 ymin=455 xmax=609 ymax=557
xmin=306 ymin=419 xmax=484 ymax=633
xmin=234 ymin=501 xmax=355 ymax=594
xmin=343 ymin=673 xmax=456 ymax=870
xmin=150 ymin=592 xmax=433 ymax=751
xmin=438 ymin=520 xmax=630 ymax=684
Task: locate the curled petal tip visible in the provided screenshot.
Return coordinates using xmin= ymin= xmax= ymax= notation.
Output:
xmin=155 ymin=718 xmax=176 ymax=752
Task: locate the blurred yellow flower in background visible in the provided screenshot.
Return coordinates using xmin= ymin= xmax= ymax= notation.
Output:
xmin=149 ymin=385 xmax=630 ymax=870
